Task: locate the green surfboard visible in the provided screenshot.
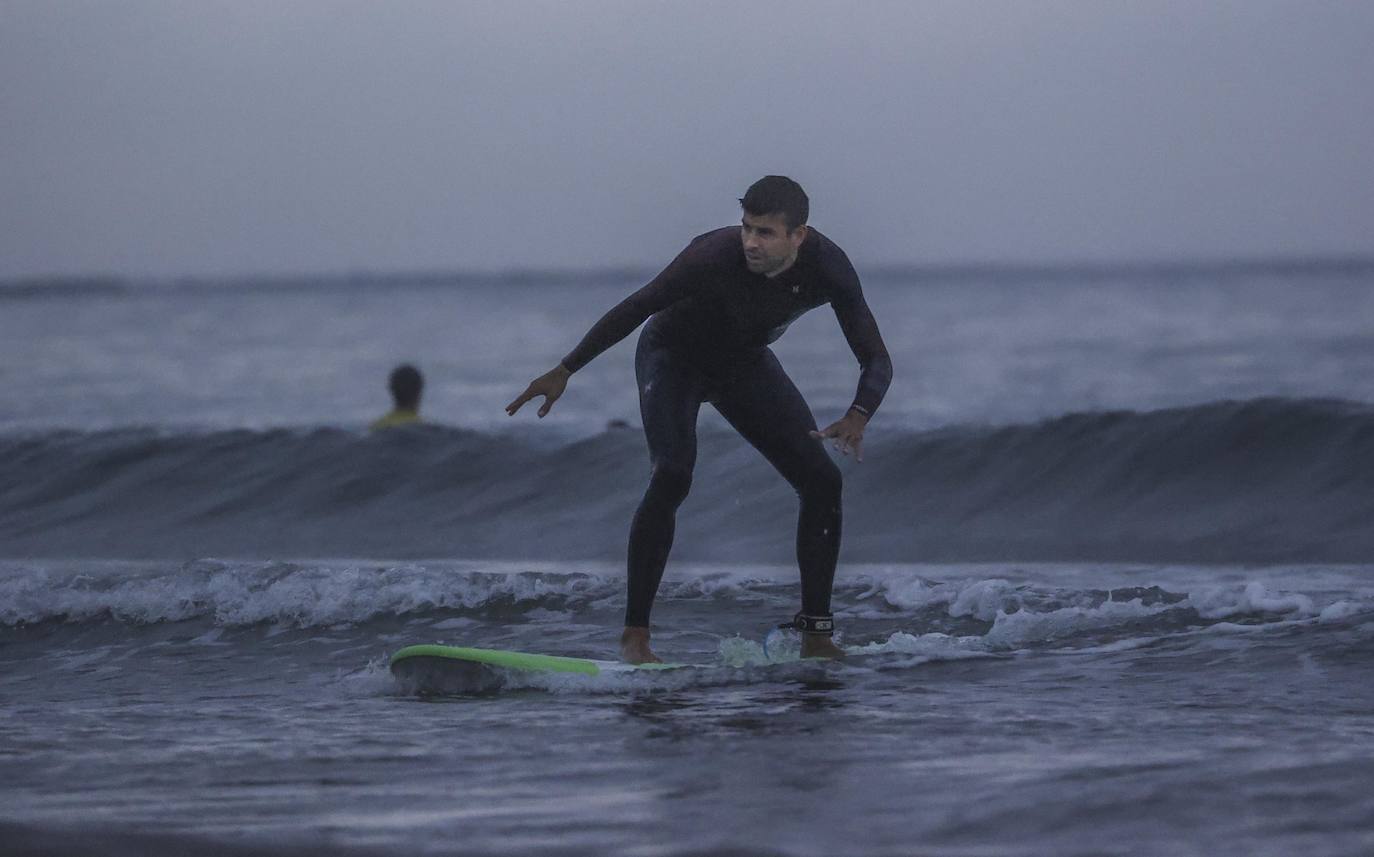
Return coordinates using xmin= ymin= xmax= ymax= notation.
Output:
xmin=390 ymin=644 xmax=682 ymax=694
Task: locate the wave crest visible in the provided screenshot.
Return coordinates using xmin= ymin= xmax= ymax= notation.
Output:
xmin=1 ymin=397 xmax=1372 ymax=563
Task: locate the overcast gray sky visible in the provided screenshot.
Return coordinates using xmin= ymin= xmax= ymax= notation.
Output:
xmin=3 ymin=0 xmax=1372 ymax=278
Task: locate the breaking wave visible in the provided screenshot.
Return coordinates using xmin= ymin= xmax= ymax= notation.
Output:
xmin=1 ymin=396 xmax=1372 ymax=563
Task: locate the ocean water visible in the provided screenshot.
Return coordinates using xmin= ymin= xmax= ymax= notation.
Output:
xmin=2 ymin=263 xmax=1374 ymax=856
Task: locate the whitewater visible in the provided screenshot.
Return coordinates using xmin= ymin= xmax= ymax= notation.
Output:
xmin=3 ymin=263 xmax=1373 ymax=856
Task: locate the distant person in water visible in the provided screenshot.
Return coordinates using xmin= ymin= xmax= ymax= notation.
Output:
xmin=507 ymin=176 xmax=892 ymax=664
xmin=371 ymin=364 xmax=424 ymax=430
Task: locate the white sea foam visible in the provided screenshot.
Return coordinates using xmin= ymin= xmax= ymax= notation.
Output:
xmin=718 ymin=634 xmax=777 ymax=667
xmin=1185 ymin=581 xmax=1317 ymax=620
xmin=335 ymin=655 xmax=399 ymax=697
xmin=983 ymin=597 xmax=1173 ymax=648
xmin=0 ymin=558 xmax=817 ymax=629
xmin=1317 ymin=600 xmax=1366 ymax=623
xmin=0 ymin=561 xmax=619 ymax=628
xmin=5 ymin=562 xmax=1367 ymax=653
xmin=870 ymin=576 xmax=1021 ymax=621
xmin=847 ymin=630 xmax=992 ymax=661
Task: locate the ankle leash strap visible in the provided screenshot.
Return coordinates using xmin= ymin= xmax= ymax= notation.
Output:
xmin=778 ymin=612 xmax=834 ymax=636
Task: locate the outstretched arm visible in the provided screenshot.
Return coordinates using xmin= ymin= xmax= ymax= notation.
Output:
xmin=506 ymin=232 xmax=715 ymax=419
xmin=504 ymin=282 xmax=675 ymax=420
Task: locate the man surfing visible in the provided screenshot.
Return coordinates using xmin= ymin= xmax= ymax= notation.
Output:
xmin=507 ymin=176 xmax=892 ymax=664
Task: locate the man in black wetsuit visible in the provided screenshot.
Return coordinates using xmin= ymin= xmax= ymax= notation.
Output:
xmin=507 ymin=176 xmax=892 ymax=664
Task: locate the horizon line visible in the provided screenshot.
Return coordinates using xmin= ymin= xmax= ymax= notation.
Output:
xmin=4 ymin=252 xmax=1374 ymax=292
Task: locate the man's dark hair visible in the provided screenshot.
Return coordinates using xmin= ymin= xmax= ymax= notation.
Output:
xmin=739 ymin=175 xmax=809 ymax=231
xmin=388 ymin=364 xmax=424 ymax=410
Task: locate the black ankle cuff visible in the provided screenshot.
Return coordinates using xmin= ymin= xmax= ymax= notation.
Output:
xmin=780 ymin=612 xmax=834 ymax=636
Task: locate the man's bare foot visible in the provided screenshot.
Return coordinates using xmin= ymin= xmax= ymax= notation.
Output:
xmin=620 ymin=626 xmax=662 ymax=664
xmin=800 ymin=634 xmax=847 ymax=660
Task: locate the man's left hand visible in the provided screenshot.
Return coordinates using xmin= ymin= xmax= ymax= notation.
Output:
xmin=810 ymin=408 xmax=869 ymax=461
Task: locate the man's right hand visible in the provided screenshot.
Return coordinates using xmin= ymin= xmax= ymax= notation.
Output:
xmin=506 ymin=364 xmax=571 ymax=418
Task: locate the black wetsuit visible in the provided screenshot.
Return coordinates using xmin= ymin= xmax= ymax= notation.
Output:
xmin=561 ymin=226 xmax=892 ymax=627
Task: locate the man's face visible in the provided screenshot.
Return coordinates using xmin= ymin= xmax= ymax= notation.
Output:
xmin=741 ymin=211 xmax=806 ymax=276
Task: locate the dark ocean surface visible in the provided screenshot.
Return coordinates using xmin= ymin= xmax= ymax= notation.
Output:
xmin=3 ymin=263 xmax=1373 ymax=856
xmin=1 ymin=396 xmax=1372 ymax=563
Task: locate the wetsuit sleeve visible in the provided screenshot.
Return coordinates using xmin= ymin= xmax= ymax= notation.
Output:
xmin=560 ymin=239 xmax=708 ymax=373
xmin=824 ymin=246 xmax=893 ymax=417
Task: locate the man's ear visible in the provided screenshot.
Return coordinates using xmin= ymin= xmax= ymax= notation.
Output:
xmin=790 ymin=224 xmax=808 ymax=248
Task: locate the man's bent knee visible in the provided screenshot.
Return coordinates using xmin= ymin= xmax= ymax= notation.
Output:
xmin=799 ymin=457 xmax=842 ymax=504
xmin=645 ymin=462 xmax=693 ymax=509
